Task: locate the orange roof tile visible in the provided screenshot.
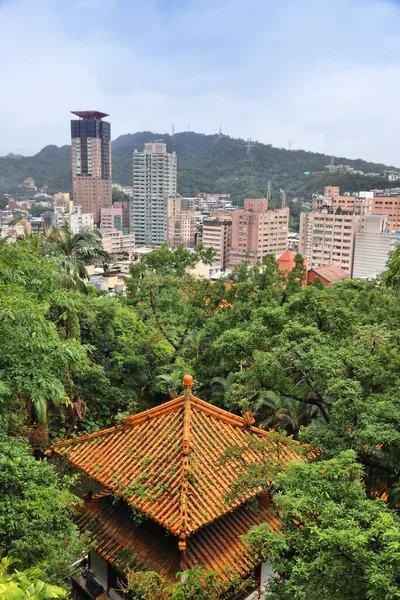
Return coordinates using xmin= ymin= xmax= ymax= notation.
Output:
xmin=77 ymin=492 xmax=278 ymax=581
xmin=51 ymin=390 xmax=299 ymax=540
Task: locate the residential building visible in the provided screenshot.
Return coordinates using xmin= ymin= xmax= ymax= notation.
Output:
xmin=371 ymin=196 xmax=400 ymax=231
xmin=101 ymin=230 xmax=136 ymax=260
xmin=50 ymin=375 xmax=299 ymax=600
xmin=70 ymin=110 xmax=112 ymax=226
xmin=352 ymin=215 xmax=400 ymax=279
xmin=167 ymin=194 xmax=182 ymax=220
xmin=100 ymin=204 xmax=130 ymax=234
xmin=202 ymin=217 xmax=232 ymax=270
xmin=54 ymin=203 xmax=94 ymax=233
xmin=298 ymin=212 xmax=360 ymax=273
xmin=229 ymin=199 xmax=289 ymax=267
xmin=168 ymin=211 xmax=196 ymax=247
xmin=307 ymin=265 xmax=350 ymax=286
xmin=53 ymin=192 xmax=71 ymax=210
xmin=131 ymin=141 xmax=177 ymax=246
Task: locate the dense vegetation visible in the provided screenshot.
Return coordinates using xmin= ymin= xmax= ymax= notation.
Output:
xmin=1 ymin=237 xmax=400 ymax=598
xmin=0 ymin=132 xmax=396 ymax=205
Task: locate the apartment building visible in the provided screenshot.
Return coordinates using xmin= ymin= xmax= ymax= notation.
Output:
xmin=100 ymin=204 xmax=130 ymax=234
xmin=101 ymin=230 xmax=136 ymax=260
xmin=371 ymin=196 xmax=400 ymax=231
xmin=299 ymin=212 xmax=360 ymax=273
xmin=353 ymin=215 xmax=400 ymax=279
xmin=202 ymin=217 xmax=232 ymax=270
xmin=70 ymin=111 xmax=112 ymax=225
xmin=168 ymin=211 xmax=196 ymax=247
xmin=229 ymin=199 xmax=289 ymax=267
xmin=131 ymin=141 xmax=177 ymax=246
xmin=54 ymin=203 xmax=93 ymax=233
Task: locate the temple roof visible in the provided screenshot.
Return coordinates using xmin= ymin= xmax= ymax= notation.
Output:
xmin=51 ymin=379 xmax=299 ymax=540
xmin=77 ymin=492 xmax=279 ymax=582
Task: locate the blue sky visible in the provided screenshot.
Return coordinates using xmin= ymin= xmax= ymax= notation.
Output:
xmin=1 ymin=0 xmax=400 ymax=164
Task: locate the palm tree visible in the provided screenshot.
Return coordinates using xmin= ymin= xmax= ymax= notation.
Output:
xmin=210 ymin=372 xmax=237 ymax=394
xmin=157 ymin=371 xmax=184 ymax=399
xmin=183 ymin=329 xmax=204 ymax=359
xmin=46 ymin=223 xmax=109 ymax=292
xmin=255 ymin=391 xmax=319 ymax=438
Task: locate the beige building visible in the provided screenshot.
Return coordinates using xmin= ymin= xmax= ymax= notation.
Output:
xmin=168 ymin=211 xmax=196 ymax=247
xmin=229 ymin=199 xmax=289 ymax=267
xmin=70 ymin=111 xmax=112 ymax=226
xmin=202 ymin=217 xmax=232 ymax=270
xmin=299 ymin=212 xmax=360 ymax=273
xmin=54 ymin=203 xmax=94 ymax=234
xmin=352 ymin=215 xmax=400 ymax=279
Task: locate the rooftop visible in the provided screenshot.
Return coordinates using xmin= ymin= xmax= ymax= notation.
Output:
xmin=310 ymin=264 xmax=350 ymax=283
xmin=71 ymin=110 xmax=109 ymax=120
xmin=51 ymin=377 xmax=299 ymax=542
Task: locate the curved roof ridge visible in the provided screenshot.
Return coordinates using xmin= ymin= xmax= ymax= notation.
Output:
xmin=190 ymin=395 xmax=270 ymax=436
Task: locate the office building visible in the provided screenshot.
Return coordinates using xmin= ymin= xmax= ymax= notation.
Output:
xmin=202 ymin=217 xmax=232 ymax=270
xmin=352 ymin=215 xmax=400 ymax=279
xmin=229 ymin=199 xmax=289 ymax=267
xmin=299 ymin=212 xmax=360 ymax=273
xmin=132 ymin=141 xmax=177 ymax=246
xmin=70 ymin=110 xmax=112 ymax=225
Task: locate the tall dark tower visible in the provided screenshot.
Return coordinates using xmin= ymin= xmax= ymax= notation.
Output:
xmin=70 ymin=111 xmax=112 ymax=225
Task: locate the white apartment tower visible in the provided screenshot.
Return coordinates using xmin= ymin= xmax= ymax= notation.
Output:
xmin=132 ymin=141 xmax=177 ymax=246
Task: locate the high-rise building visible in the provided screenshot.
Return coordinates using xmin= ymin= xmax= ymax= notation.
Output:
xmin=228 ymin=199 xmax=289 ymax=267
xmin=299 ymin=211 xmax=360 ymax=273
xmin=70 ymin=110 xmax=112 ymax=225
xmin=132 ymin=141 xmax=177 ymax=246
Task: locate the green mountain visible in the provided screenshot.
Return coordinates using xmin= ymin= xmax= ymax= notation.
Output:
xmin=0 ymin=131 xmax=396 ymax=204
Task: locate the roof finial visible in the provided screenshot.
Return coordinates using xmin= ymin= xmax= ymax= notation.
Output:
xmin=183 ymin=374 xmax=193 ymax=390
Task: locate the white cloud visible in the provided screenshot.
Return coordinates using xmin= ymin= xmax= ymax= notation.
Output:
xmin=0 ymin=0 xmax=400 ymax=165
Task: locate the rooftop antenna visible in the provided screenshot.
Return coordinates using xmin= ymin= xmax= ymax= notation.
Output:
xmin=266 ymin=180 xmax=272 ymax=203
xmin=280 ymin=188 xmax=286 ymax=209
xmin=245 ymin=138 xmax=255 ymax=155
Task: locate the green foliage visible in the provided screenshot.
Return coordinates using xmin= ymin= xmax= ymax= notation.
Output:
xmin=245 ymin=451 xmax=400 ymax=600
xmin=0 ymin=436 xmax=85 ymax=584
xmin=0 ymin=556 xmax=67 ymax=599
xmin=126 ymin=570 xmax=165 ymax=600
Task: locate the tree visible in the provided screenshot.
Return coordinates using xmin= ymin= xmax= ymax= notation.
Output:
xmin=382 ymin=243 xmax=400 ymax=289
xmin=46 ymin=222 xmax=109 ymax=291
xmin=245 ymin=451 xmax=400 ymax=600
xmin=0 ymin=556 xmax=67 ymax=599
xmin=0 ymin=435 xmax=86 ymax=584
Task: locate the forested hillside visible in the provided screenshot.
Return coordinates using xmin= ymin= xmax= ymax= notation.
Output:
xmin=0 ymin=131 xmax=396 ymax=203
xmin=1 ymin=233 xmax=400 ymax=597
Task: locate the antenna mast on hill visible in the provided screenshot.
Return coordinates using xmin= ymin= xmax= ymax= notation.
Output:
xmin=280 ymin=188 xmax=286 ymax=209
xmin=172 ymin=124 xmax=175 ymax=136
xmin=266 ymin=180 xmax=272 ymax=203
xmin=245 ymin=138 xmax=255 ymax=155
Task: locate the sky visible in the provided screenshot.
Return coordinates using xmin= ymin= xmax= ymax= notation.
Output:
xmin=1 ymin=0 xmax=400 ymax=165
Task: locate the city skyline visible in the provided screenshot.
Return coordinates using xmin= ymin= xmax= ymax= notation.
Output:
xmin=1 ymin=0 xmax=400 ymax=164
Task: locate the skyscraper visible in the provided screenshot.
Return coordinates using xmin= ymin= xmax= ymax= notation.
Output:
xmin=70 ymin=111 xmax=112 ymax=225
xmin=132 ymin=141 xmax=177 ymax=246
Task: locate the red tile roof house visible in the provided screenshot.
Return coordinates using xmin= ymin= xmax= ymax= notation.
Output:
xmin=49 ymin=376 xmax=301 ymax=600
xmin=307 ymin=265 xmax=350 ymax=286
